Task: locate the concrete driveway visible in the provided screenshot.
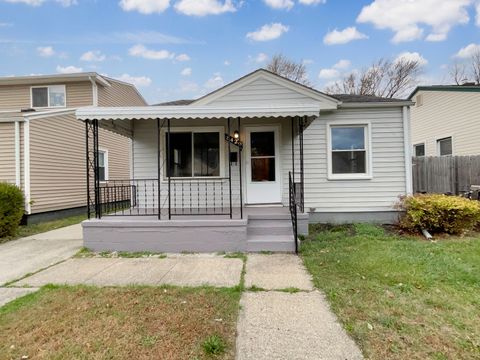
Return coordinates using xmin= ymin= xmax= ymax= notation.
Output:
xmin=0 ymin=224 xmax=83 ymax=285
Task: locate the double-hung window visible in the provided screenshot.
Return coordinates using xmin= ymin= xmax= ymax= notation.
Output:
xmin=328 ymin=123 xmax=371 ymax=179
xmin=437 ymin=137 xmax=452 ymax=156
xmin=31 ymin=85 xmax=66 ymax=108
xmin=97 ymin=150 xmax=108 ymax=181
xmin=166 ymin=129 xmax=222 ymax=178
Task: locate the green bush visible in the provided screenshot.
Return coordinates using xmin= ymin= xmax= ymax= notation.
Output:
xmin=0 ymin=182 xmax=24 ymax=238
xmin=398 ymin=194 xmax=480 ymax=235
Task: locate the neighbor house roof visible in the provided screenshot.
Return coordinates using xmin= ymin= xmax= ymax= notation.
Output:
xmin=408 ymin=84 xmax=480 ymax=99
xmin=156 ymin=99 xmax=195 ymax=106
xmin=331 ymin=94 xmax=408 ymax=103
xmin=0 ymin=72 xmax=111 ymax=87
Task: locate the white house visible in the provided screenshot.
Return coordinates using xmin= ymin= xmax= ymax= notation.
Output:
xmin=76 ymin=69 xmax=413 ymax=253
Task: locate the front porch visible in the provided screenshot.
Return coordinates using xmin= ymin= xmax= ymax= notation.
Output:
xmin=79 ymin=104 xmax=317 ymax=253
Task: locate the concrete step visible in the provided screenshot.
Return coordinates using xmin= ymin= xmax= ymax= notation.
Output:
xmin=247 ymin=221 xmax=293 ymax=236
xmin=246 ymin=235 xmax=296 ymax=252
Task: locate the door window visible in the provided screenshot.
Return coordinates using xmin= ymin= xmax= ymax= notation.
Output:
xmin=250 ymin=131 xmax=275 ymax=182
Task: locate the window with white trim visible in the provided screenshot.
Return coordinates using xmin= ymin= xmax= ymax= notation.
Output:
xmin=328 ymin=124 xmax=370 ymax=179
xmin=437 ymin=137 xmax=452 ymax=156
xmin=414 ymin=143 xmax=425 ymax=157
xmin=166 ymin=130 xmax=221 ymax=178
xmin=97 ymin=150 xmax=108 ymax=181
xmin=31 ymin=85 xmax=66 ymax=108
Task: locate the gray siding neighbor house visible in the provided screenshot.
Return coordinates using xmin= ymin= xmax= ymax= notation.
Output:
xmin=76 ymin=69 xmax=413 ymax=253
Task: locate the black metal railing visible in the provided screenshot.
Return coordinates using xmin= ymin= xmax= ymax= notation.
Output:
xmin=95 ymin=177 xmax=241 ymax=219
xmin=169 ymin=177 xmax=233 ymax=217
xmin=289 ymin=171 xmax=299 ymax=254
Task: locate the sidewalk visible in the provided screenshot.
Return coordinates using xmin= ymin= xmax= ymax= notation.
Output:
xmin=236 ymin=254 xmax=363 ymax=360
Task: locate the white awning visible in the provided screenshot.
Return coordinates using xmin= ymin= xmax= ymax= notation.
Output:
xmin=76 ymin=105 xmax=321 ymax=121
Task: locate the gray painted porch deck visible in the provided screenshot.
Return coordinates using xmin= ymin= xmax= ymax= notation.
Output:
xmin=82 ymin=206 xmax=309 ymax=253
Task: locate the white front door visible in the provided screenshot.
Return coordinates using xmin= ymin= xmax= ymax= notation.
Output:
xmin=245 ymin=126 xmax=282 ymax=204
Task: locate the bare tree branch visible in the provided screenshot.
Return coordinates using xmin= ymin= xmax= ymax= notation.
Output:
xmin=471 ymin=49 xmax=480 ymax=85
xmin=266 ymin=54 xmax=311 ymax=86
xmin=324 ymin=56 xmax=422 ymax=98
xmin=449 ymin=62 xmax=468 ymax=85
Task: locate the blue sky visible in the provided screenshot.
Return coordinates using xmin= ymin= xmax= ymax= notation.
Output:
xmin=0 ymin=0 xmax=479 ymax=103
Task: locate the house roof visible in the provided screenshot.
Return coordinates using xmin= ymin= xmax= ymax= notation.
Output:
xmin=331 ymin=94 xmax=408 ymax=103
xmin=156 ymin=99 xmax=195 ymax=106
xmin=0 ymin=72 xmax=111 ymax=87
xmin=408 ymin=84 xmax=480 ymax=99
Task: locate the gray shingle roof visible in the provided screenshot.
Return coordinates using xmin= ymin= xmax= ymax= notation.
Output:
xmin=331 ymin=94 xmax=407 ymax=103
xmin=155 ymin=99 xmax=195 ymax=106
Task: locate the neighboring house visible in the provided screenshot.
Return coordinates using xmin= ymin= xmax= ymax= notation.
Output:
xmin=77 ymin=69 xmax=413 ymax=253
xmin=0 ymin=73 xmax=147 ymax=223
xmin=409 ymin=84 xmax=480 ymax=157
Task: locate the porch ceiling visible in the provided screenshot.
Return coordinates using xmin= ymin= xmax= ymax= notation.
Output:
xmin=75 ymin=105 xmax=321 ymax=121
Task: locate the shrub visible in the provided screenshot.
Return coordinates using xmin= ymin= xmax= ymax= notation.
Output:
xmin=398 ymin=194 xmax=480 ymax=235
xmin=0 ymin=182 xmax=24 ymax=238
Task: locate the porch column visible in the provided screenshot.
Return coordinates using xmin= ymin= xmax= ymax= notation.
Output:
xmin=167 ymin=118 xmax=171 ymax=220
xmin=85 ymin=119 xmax=100 ymax=219
xmin=238 ymin=117 xmax=243 ymax=219
xmin=228 ymin=117 xmax=233 ymax=219
xmin=299 ymin=116 xmax=305 ymax=212
xmin=291 ymin=116 xmax=295 ymax=181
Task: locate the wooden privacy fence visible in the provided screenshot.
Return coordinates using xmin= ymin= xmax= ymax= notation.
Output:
xmin=412 ymin=156 xmax=480 ymax=195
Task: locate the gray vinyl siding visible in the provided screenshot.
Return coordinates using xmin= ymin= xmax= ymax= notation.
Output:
xmin=410 ymin=91 xmax=480 ymax=156
xmin=202 ymin=77 xmax=324 ymax=106
xmin=131 ymin=109 xmax=407 ymax=213
xmin=304 ymin=108 xmax=406 ymax=212
xmin=98 ymin=79 xmax=147 ymax=106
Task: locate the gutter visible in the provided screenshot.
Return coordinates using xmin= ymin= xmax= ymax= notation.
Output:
xmin=339 ymin=101 xmax=415 ymax=108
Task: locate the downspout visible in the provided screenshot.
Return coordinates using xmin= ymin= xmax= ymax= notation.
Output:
xmin=23 ymin=119 xmax=31 ymax=214
xmin=403 ymin=106 xmax=413 ymax=195
xmin=89 ymin=76 xmax=98 ymax=106
xmin=14 ymin=120 xmax=21 ymax=187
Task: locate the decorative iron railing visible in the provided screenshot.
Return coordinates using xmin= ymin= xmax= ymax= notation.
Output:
xmin=289 ymin=171 xmax=299 ymax=254
xmin=95 ymin=177 xmax=241 ymax=219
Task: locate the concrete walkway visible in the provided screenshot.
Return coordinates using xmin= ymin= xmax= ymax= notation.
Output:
xmin=0 ymin=224 xmax=83 ymax=286
xmin=14 ymin=255 xmax=243 ymax=288
xmin=237 ymin=254 xmax=363 ymax=360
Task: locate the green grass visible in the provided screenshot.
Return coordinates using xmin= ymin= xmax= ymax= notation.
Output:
xmin=0 ymin=214 xmax=86 ymax=244
xmin=0 ymin=285 xmax=240 ymax=359
xmin=301 ymin=223 xmax=480 ymax=360
xmin=74 ymin=248 xmax=167 ymax=259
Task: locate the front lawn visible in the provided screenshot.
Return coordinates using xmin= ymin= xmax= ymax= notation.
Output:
xmin=301 ymin=224 xmax=480 ymax=360
xmin=0 ymin=285 xmax=240 ymax=359
xmin=0 ymin=214 xmax=86 ymax=244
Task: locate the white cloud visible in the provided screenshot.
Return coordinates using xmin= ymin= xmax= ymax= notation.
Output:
xmin=181 ymin=67 xmax=192 ymax=76
xmin=333 ymin=59 xmax=351 ymax=69
xmin=246 ymin=23 xmax=289 ymax=42
xmin=129 ymin=44 xmax=174 ymax=60
xmin=302 ymin=59 xmax=314 ymax=65
xmin=37 ymin=46 xmax=55 ymax=57
xmin=318 ymin=59 xmax=352 ymax=80
xmin=56 ymin=65 xmax=83 ymax=73
xmin=455 ymin=43 xmax=480 ymax=58
xmin=119 ymin=0 xmax=170 ymax=14
xmin=204 ymin=72 xmax=224 ymax=89
xmin=323 ymin=27 xmax=368 ymax=45
xmin=395 ymin=51 xmax=428 ymax=66
xmin=174 ymin=0 xmax=236 ymax=16
xmin=357 ymin=0 xmax=473 ymax=43
xmin=476 ymin=2 xmax=480 ymax=26
xmin=263 ymin=0 xmax=294 ymax=10
xmin=117 ymin=73 xmax=152 ymax=87
xmin=80 ymin=50 xmax=106 ymax=62
xmin=224 ymin=60 xmax=231 ymax=66
xmin=4 ymin=0 xmax=77 ymax=6
xmin=255 ymin=52 xmax=268 ymax=63
xmin=318 ymin=68 xmax=339 ymax=79
xmin=175 ymin=53 xmax=190 ymax=61
xmin=298 ymin=0 xmax=326 ymax=4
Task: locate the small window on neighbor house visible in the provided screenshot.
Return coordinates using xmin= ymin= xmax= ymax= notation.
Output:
xmin=437 ymin=137 xmax=452 ymax=156
xmin=416 ymin=94 xmax=423 ymax=107
xmin=31 ymin=85 xmax=66 ymax=108
xmin=97 ymin=150 xmax=107 ymax=181
xmin=329 ymin=125 xmax=369 ymax=178
xmin=414 ymin=143 xmax=425 ymax=157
